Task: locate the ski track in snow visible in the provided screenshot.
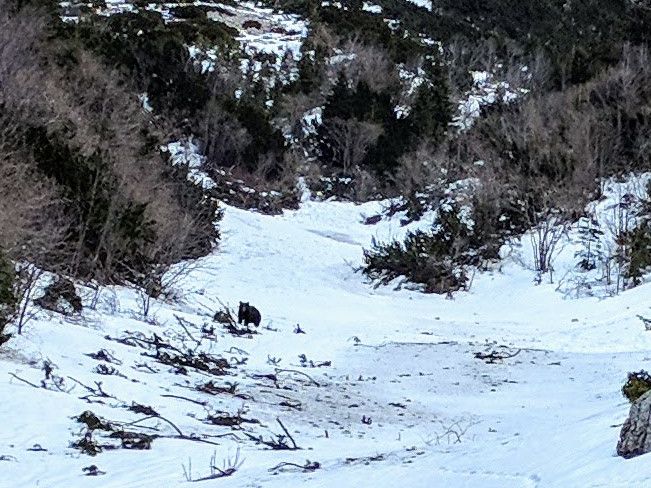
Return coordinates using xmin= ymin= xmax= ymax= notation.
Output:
xmin=2 ymin=198 xmax=651 ymax=487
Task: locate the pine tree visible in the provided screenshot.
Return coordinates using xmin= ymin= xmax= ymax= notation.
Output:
xmin=409 ymin=57 xmax=452 ymax=145
xmin=293 ymin=35 xmax=327 ymax=94
xmin=575 ymin=217 xmax=604 ymax=271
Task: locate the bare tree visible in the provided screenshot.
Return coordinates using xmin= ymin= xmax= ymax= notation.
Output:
xmin=324 ymin=117 xmax=382 ymax=176
xmin=275 ymin=91 xmax=324 ymax=142
xmin=199 ymin=102 xmax=251 ymax=172
xmin=342 ymin=37 xmax=399 ymax=93
xmin=391 ymin=143 xmax=447 ymax=198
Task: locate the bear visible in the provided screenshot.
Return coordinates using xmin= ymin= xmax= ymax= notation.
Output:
xmin=238 ymin=301 xmax=261 ymax=327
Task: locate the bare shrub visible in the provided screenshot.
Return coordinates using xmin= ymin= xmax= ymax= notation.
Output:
xmin=529 ymin=212 xmax=568 ymax=277
xmin=199 ymin=100 xmax=251 ymax=171
xmin=342 ymin=37 xmax=399 ymax=93
xmin=183 ymin=448 xmax=244 ymax=482
xmin=323 ymin=117 xmax=383 ymax=176
xmin=391 ymin=143 xmax=448 ymax=200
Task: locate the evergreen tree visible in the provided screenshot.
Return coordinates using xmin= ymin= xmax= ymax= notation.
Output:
xmin=0 ymin=249 xmax=15 ymax=342
xmin=294 ymin=39 xmax=327 ymax=94
xmin=575 ymin=217 xmax=604 ymax=271
xmin=409 ymin=57 xmax=452 ymax=144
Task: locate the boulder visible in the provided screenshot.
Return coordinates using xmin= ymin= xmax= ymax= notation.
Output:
xmin=242 ymin=20 xmax=262 ymax=30
xmin=34 ymin=277 xmax=82 ymax=315
xmin=617 ymin=390 xmax=651 ymax=458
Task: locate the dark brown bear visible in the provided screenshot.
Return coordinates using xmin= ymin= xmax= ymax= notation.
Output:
xmin=238 ymin=302 xmax=261 ymax=327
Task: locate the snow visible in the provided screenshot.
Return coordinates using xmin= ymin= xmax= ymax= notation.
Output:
xmin=395 ymin=66 xmax=428 ymax=118
xmin=215 ymin=1 xmax=309 ymax=88
xmin=138 ymin=93 xmax=153 ymax=113
xmin=405 ymin=0 xmax=432 ymax=11
xmin=452 ymin=70 xmax=529 ymax=131
xmin=187 ymin=45 xmax=219 ymax=74
xmin=301 ymin=106 xmax=323 ymax=136
xmin=362 ymin=2 xmax=383 ymax=14
xmin=3 ymin=184 xmax=651 ymax=486
xmin=163 ymin=138 xmax=217 ymax=190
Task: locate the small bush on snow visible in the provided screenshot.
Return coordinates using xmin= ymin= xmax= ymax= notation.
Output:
xmin=361 ymin=202 xmax=494 ymax=294
xmin=622 ymin=370 xmax=651 ymax=403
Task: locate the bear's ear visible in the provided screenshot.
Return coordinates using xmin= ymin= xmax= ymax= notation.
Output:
xmin=239 ymin=301 xmax=244 ymax=306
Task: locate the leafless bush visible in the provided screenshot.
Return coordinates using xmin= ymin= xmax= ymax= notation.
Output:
xmin=323 ymin=117 xmax=383 ymax=176
xmin=199 ymin=101 xmax=251 ymax=171
xmin=424 ymin=419 xmax=478 ymax=446
xmin=0 ymin=157 xmax=70 ymax=264
xmin=342 ymin=37 xmax=399 ymax=93
xmin=529 ymin=212 xmax=569 ymax=279
xmin=0 ymin=4 xmax=70 ymax=266
xmin=390 ymin=143 xmax=448 ymax=199
xmin=182 ymin=448 xmax=243 ymax=482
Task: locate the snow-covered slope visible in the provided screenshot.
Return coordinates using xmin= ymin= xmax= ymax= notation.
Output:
xmin=2 ymin=197 xmax=651 ymax=487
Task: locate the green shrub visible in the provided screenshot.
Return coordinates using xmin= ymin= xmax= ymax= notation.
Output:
xmin=71 ymin=11 xmax=216 ymax=116
xmin=626 ymin=224 xmax=651 ymax=288
xmin=169 ymin=5 xmax=208 ymax=19
xmin=361 ymin=202 xmax=486 ymax=293
xmin=624 ymin=182 xmax=651 ymax=288
xmin=622 ymin=370 xmax=651 ymax=403
xmin=169 ymin=17 xmax=238 ymax=49
xmin=362 ymin=230 xmax=468 ymax=293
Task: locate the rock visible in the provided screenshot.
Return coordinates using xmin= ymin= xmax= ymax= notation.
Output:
xmin=617 ymin=390 xmax=651 ymax=458
xmin=213 ymin=309 xmax=233 ymax=324
xmin=34 ymin=277 xmax=82 ymax=315
xmin=364 ymin=215 xmax=382 ymax=225
xmin=242 ymin=20 xmax=262 ymax=30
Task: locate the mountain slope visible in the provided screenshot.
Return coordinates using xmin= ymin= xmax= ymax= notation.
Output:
xmin=1 ymin=197 xmax=651 ymax=487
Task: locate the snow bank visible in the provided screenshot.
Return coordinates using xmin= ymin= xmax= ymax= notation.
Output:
xmin=3 ymin=179 xmax=651 ymax=487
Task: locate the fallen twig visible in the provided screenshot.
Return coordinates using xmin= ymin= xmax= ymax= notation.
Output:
xmin=174 ymin=315 xmax=202 ymax=349
xmin=474 ymin=349 xmax=522 ymax=364
xmin=67 ymin=377 xmax=114 ymax=400
xmin=275 ymin=368 xmax=320 ymax=387
xmin=122 ymin=415 xmax=184 ymax=437
xmin=275 ymin=418 xmax=298 ymax=450
xmin=160 ymin=394 xmax=208 ymax=407
xmin=269 ymin=460 xmax=321 ymax=473
xmin=8 ymin=373 xmax=41 ymax=389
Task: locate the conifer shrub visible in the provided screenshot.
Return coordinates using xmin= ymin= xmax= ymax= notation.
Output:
xmin=622 ymin=370 xmax=651 ymax=403
xmin=169 ymin=5 xmax=208 ymax=19
xmin=0 ymin=250 xmax=15 ymax=344
xmin=315 ymin=62 xmax=452 ymax=183
xmin=626 ymin=224 xmax=651 ymax=288
xmin=361 ymin=202 xmax=491 ymax=293
xmin=70 ymin=11 xmax=231 ymax=116
xmin=625 ymin=183 xmax=651 ymax=288
xmin=360 ymin=184 xmax=521 ymax=293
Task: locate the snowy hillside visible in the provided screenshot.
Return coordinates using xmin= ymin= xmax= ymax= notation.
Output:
xmin=2 ymin=193 xmax=651 ymax=487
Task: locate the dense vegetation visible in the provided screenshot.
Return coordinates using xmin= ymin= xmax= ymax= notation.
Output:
xmin=0 ymin=1 xmax=222 ymax=331
xmin=2 ymin=0 xmax=651 ymax=341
